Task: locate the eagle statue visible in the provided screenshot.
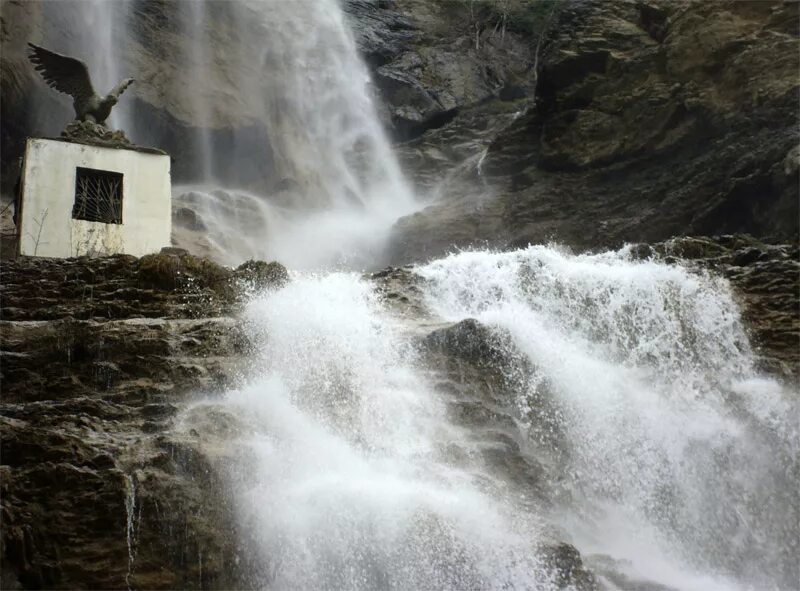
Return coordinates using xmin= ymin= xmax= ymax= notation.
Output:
xmin=27 ymin=43 xmax=134 ymax=126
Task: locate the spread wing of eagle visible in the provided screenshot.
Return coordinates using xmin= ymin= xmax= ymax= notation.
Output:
xmin=27 ymin=43 xmax=134 ymax=125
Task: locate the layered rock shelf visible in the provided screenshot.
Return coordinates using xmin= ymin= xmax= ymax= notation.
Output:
xmin=0 ymin=252 xmax=287 ymax=589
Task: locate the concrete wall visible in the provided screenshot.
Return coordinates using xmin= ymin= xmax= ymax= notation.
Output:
xmin=19 ymin=138 xmax=171 ymax=258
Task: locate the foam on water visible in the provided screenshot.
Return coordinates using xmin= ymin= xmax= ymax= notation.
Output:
xmin=211 ymin=273 xmax=554 ymax=590
xmin=199 ymin=245 xmax=797 ymax=589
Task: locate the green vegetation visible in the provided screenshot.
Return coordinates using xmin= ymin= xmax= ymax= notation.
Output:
xmin=442 ymin=0 xmax=561 ymax=45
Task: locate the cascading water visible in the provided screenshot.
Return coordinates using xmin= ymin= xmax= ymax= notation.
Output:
xmin=204 ymin=273 xmax=557 ymax=589
xmin=417 ymin=246 xmax=799 ymax=590
xmin=188 ymin=245 xmax=798 ymax=590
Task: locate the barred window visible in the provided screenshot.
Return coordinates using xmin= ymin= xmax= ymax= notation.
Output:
xmin=73 ymin=167 xmax=123 ymax=224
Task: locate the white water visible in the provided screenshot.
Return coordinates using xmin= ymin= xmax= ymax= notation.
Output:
xmin=209 ymin=274 xmax=554 ymax=589
xmin=192 ymin=245 xmax=797 ymax=590
xmin=418 ymin=246 xmax=799 ymax=590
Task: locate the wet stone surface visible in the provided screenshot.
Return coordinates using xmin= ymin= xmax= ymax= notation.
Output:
xmin=0 ymin=253 xmax=287 ymax=589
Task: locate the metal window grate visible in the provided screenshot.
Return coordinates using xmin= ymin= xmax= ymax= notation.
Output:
xmin=72 ymin=167 xmax=123 ymax=224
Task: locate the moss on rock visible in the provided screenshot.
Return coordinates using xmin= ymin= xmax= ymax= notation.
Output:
xmin=137 ymin=252 xmax=233 ymax=292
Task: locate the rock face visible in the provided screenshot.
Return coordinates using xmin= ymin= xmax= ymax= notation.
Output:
xmin=0 ymin=253 xmax=287 ymax=589
xmin=385 ymin=0 xmax=799 ymax=262
xmin=347 ymin=0 xmax=542 ymax=141
xmin=1 ymin=244 xmax=794 ymax=588
xmin=1 ymin=3 xmax=797 ymax=586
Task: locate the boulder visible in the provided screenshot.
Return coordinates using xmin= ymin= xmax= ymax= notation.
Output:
xmin=538 ymin=543 xmax=599 ymax=590
xmin=233 ymin=260 xmax=290 ymax=291
xmin=425 ymin=318 xmax=513 ymax=366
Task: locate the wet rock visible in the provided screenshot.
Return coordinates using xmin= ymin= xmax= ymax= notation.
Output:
xmin=137 ymin=252 xmax=232 ymax=293
xmin=539 ymin=543 xmax=599 ymax=590
xmin=1 ymin=254 xmax=225 ymax=320
xmin=175 ymin=207 xmax=208 ymax=232
xmin=370 ymin=265 xmax=428 ymax=317
xmin=345 ymin=0 xmax=416 ymax=69
xmin=0 ymin=254 xmax=260 ymax=588
xmin=389 ymin=0 xmax=799 ymax=261
xmin=419 ymin=317 xmax=551 ymax=500
xmin=425 ymin=318 xmax=511 ymax=366
xmin=233 ymin=260 xmax=290 ymax=291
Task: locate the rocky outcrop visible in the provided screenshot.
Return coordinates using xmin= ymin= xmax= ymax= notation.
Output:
xmin=424 ymin=318 xmax=529 ymax=374
xmin=3 ymin=252 xmax=226 ymax=321
xmin=0 ymin=253 xmax=287 ymax=589
xmin=347 ymin=0 xmax=544 ymax=141
xmin=387 ymin=0 xmax=799 ymax=262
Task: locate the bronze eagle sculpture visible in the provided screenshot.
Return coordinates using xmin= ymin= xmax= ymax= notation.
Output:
xmin=27 ymin=43 xmax=134 ymax=126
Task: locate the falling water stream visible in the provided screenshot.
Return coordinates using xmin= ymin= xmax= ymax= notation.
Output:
xmin=170 ymin=0 xmax=416 ymax=269
xmin=418 ymin=247 xmax=799 ymax=590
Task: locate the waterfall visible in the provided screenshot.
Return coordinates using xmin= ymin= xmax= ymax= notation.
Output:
xmin=195 ymin=245 xmax=797 ymax=590
xmin=417 ymin=246 xmax=799 ymax=590
xmin=254 ymin=0 xmax=409 ymax=210
xmin=183 ymin=0 xmax=214 ymax=183
xmin=32 ymin=4 xmax=796 ymax=587
xmin=196 ymin=272 xmax=555 ymax=590
xmin=171 ymin=0 xmax=416 ymax=269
